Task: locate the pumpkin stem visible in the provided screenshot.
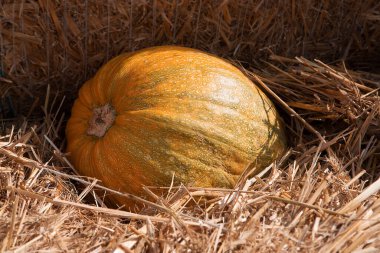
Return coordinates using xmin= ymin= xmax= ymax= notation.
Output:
xmin=87 ymin=104 xmax=116 ymax=137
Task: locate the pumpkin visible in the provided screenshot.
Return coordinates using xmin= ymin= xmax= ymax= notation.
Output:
xmin=66 ymin=46 xmax=286 ymax=209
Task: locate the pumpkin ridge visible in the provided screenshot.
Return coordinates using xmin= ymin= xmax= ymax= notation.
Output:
xmin=109 ymin=70 xmax=251 ymax=111
xmin=116 ymin=105 xmax=260 ymax=129
xmin=99 ymin=129 xmax=166 ymax=194
xmin=120 ymin=110 xmax=269 ymax=156
xmin=91 ymin=55 xmax=132 ymax=103
xmin=103 ymin=125 xmax=165 ymax=174
xmin=168 ymin=149 xmax=240 ymax=178
xmin=116 ymin=95 xmax=265 ymax=122
xmin=74 ymin=138 xmax=97 ymax=178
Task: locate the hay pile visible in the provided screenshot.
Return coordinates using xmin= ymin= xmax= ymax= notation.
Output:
xmin=1 ymin=0 xmax=380 ymax=252
xmin=1 ymin=58 xmax=379 ymax=252
xmin=1 ymin=1 xmax=380 ymax=111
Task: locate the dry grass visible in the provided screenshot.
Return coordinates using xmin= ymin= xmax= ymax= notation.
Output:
xmin=1 ymin=0 xmax=380 ymax=252
xmin=1 ymin=57 xmax=380 ymax=252
xmin=1 ymin=0 xmax=380 ymax=115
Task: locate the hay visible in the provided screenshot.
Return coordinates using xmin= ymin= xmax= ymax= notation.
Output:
xmin=1 ymin=57 xmax=379 ymax=252
xmin=1 ymin=0 xmax=380 ymax=252
xmin=1 ymin=0 xmax=380 ymax=115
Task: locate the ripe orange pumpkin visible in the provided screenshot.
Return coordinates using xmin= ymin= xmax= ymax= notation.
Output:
xmin=66 ymin=46 xmax=286 ymax=209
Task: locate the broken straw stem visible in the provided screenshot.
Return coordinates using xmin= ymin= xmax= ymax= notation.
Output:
xmin=251 ymin=74 xmax=325 ymax=142
xmin=339 ymin=176 xmax=380 ymax=214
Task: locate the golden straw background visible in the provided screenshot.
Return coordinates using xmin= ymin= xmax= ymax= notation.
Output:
xmin=0 ymin=1 xmax=380 ymax=252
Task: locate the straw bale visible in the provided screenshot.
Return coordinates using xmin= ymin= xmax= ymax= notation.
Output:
xmin=1 ymin=0 xmax=380 ymax=115
xmin=1 ymin=0 xmax=380 ymax=252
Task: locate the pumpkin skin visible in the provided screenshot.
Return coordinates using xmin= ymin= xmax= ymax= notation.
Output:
xmin=66 ymin=46 xmax=286 ymax=209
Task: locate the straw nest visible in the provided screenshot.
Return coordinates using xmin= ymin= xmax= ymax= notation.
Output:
xmin=1 ymin=1 xmax=380 ymax=252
